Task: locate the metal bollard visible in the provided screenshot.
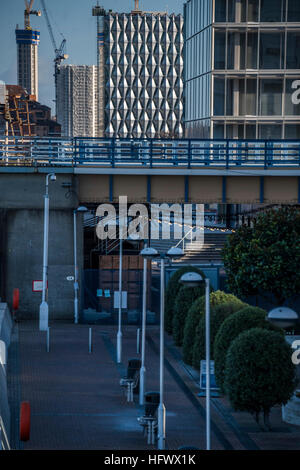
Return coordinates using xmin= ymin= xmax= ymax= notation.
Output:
xmin=46 ymin=327 xmax=50 ymax=353
xmin=89 ymin=327 xmax=92 ymax=354
xmin=137 ymin=328 xmax=140 ymax=354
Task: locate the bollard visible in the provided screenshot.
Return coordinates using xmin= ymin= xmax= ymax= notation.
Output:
xmin=89 ymin=327 xmax=92 ymax=354
xmin=46 ymin=327 xmax=50 ymax=353
xmin=137 ymin=328 xmax=140 ymax=354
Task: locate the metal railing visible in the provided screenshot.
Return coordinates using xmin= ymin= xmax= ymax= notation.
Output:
xmin=0 ymin=136 xmax=299 ymax=168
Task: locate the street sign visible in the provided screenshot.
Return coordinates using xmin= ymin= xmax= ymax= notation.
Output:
xmin=200 ymin=360 xmax=219 ymax=390
xmin=32 ymin=281 xmax=48 ymax=292
xmin=114 ymin=291 xmax=127 ymax=309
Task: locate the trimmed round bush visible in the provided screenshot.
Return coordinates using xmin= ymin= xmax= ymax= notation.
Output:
xmin=164 ymin=266 xmax=205 ymax=334
xmin=224 ymin=328 xmax=296 ymax=419
xmin=214 ymin=306 xmax=284 ymax=393
xmin=172 ymin=285 xmax=204 ymax=346
xmin=191 ymin=297 xmax=246 ymax=368
xmin=182 ymin=290 xmax=236 ymax=366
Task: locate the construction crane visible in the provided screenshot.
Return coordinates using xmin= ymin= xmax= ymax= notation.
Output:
xmin=24 ymin=0 xmax=41 ymax=30
xmin=39 ymin=0 xmax=68 ymax=114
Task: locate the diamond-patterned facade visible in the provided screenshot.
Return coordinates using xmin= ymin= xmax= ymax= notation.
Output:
xmin=100 ymin=10 xmax=184 ymax=139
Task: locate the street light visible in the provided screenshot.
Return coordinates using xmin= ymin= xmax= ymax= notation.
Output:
xmin=180 ymin=271 xmax=211 ymax=451
xmin=73 ymin=206 xmax=88 ymax=324
xmin=39 ymin=173 xmax=56 ymax=331
xmin=267 ymin=307 xmax=299 ymax=330
xmin=157 ymin=246 xmax=184 ymax=450
xmin=139 ymin=246 xmax=160 ymax=405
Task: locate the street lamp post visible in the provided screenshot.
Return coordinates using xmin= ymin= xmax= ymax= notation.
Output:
xmin=180 ymin=271 xmax=211 ymax=450
xmin=139 ymin=246 xmax=160 ymax=405
xmin=117 ymin=238 xmax=123 ymax=363
xmin=157 ymin=246 xmax=183 ymax=450
xmin=73 ymin=206 xmax=88 ymax=324
xmin=39 ymin=173 xmax=56 ymax=331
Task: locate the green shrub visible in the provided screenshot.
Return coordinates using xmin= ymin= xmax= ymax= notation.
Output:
xmin=164 ymin=266 xmax=205 ymax=334
xmin=191 ymin=297 xmax=246 ymax=368
xmin=182 ymin=290 xmax=235 ymax=366
xmin=172 ymin=285 xmax=204 ymax=346
xmin=224 ymin=328 xmax=296 ymax=424
xmin=214 ymin=306 xmax=284 ymax=393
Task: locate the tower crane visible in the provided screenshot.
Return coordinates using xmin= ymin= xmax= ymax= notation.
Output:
xmin=39 ymin=0 xmax=68 ymax=114
xmin=24 ymin=0 xmax=41 ymax=30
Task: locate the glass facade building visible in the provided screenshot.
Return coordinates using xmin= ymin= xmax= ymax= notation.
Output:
xmin=184 ymin=0 xmax=300 ymax=139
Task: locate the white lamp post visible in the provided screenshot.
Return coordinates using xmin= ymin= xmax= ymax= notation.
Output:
xmin=73 ymin=206 xmax=88 ymax=324
xmin=117 ymin=238 xmax=123 ymax=363
xmin=39 ymin=173 xmax=56 ymax=331
xmin=180 ymin=271 xmax=211 ymax=450
xmin=139 ymin=246 xmax=160 ymax=405
xmin=157 ymin=246 xmax=184 ymax=450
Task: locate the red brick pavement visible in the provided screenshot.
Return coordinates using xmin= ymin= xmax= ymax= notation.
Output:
xmin=14 ymin=322 xmax=300 ymax=451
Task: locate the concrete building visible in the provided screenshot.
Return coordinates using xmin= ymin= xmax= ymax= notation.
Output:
xmin=15 ymin=28 xmax=40 ymax=101
xmin=184 ymin=0 xmax=300 ymax=139
xmin=56 ymin=65 xmax=98 ymax=137
xmin=93 ymin=3 xmax=184 ymax=138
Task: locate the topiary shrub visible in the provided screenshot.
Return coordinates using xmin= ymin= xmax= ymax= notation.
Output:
xmin=224 ymin=328 xmax=297 ymax=429
xmin=182 ymin=290 xmax=235 ymax=366
xmin=164 ymin=265 xmax=205 ymax=334
xmin=191 ymin=297 xmax=247 ymax=368
xmin=214 ymin=306 xmax=284 ymax=393
xmin=172 ymin=285 xmax=204 ymax=346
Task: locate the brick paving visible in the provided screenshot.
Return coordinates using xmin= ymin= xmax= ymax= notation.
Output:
xmin=7 ymin=321 xmax=300 ymax=450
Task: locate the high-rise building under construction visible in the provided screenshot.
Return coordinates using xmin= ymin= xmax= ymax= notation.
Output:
xmin=93 ymin=1 xmax=184 ymax=138
xmin=56 ymin=65 xmax=99 ymax=137
xmin=15 ymin=1 xmax=41 ymax=101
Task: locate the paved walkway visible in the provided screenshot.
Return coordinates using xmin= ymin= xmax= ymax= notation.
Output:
xmin=7 ymin=321 xmax=300 ymax=450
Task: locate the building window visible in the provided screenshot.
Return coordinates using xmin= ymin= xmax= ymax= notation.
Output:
xmin=260 ymin=0 xmax=286 ymax=22
xmin=258 ymin=124 xmax=282 ymax=138
xmin=241 ymin=0 xmax=259 ymax=22
xmin=259 ymin=33 xmax=284 ymax=69
xmin=214 ymin=31 xmax=226 ymax=69
xmin=285 ymin=79 xmax=300 ymax=116
xmin=285 ymin=124 xmax=300 ymax=138
xmin=215 ymin=0 xmax=227 ymax=22
xmin=213 ymin=77 xmax=225 ymax=116
xmin=213 ymin=122 xmax=225 ymax=138
xmin=247 ymin=32 xmax=258 ymax=68
xmin=286 ymin=33 xmax=300 ymax=69
xmin=259 ymin=79 xmax=283 ymax=115
xmin=287 ymin=0 xmax=300 ymax=22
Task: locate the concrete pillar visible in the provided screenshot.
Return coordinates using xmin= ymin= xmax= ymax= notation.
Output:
xmin=0 ymin=173 xmax=83 ymax=321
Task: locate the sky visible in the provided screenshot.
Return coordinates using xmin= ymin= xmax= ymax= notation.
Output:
xmin=0 ymin=0 xmax=184 ymax=114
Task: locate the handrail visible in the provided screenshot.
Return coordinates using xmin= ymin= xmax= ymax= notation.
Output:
xmin=0 ymin=136 xmax=299 ymax=168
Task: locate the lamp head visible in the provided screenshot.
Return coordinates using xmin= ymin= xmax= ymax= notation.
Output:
xmin=140 ymin=247 xmax=159 ymax=260
xmin=180 ymin=272 xmax=204 ymax=288
xmin=76 ymin=206 xmax=88 ymax=213
xmin=267 ymin=307 xmax=299 ymax=329
xmin=50 ymin=173 xmax=56 ymax=182
xmin=166 ymin=246 xmax=184 ymax=260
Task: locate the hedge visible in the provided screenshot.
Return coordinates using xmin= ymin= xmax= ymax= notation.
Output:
xmin=224 ymin=328 xmax=296 ymax=419
xmin=214 ymin=306 xmax=284 ymax=393
xmin=172 ymin=285 xmax=205 ymax=346
xmin=191 ymin=297 xmax=246 ymax=368
xmin=182 ymin=290 xmax=237 ymax=366
xmin=164 ymin=265 xmax=205 ymax=334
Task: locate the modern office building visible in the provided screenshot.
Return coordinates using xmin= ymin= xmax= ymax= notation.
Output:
xmin=92 ymin=3 xmax=184 ymax=138
xmin=15 ymin=28 xmax=40 ymax=101
xmin=184 ymin=0 xmax=300 ymax=139
xmin=56 ymin=65 xmax=99 ymax=137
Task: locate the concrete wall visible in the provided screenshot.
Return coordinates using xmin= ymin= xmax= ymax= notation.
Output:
xmin=0 ymin=303 xmax=13 ymax=450
xmin=0 ymin=173 xmax=84 ymax=320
